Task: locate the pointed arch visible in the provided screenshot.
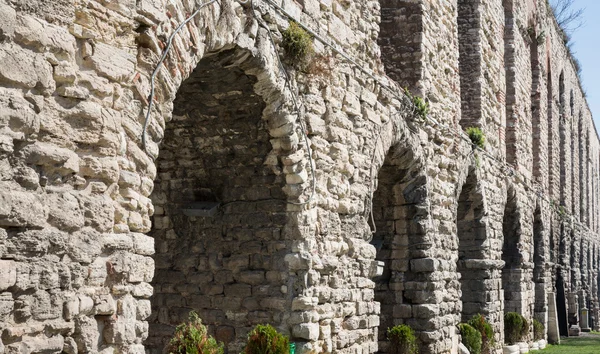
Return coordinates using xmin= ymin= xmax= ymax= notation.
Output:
xmin=371 ymin=125 xmax=432 ymax=353
xmin=456 ymin=163 xmax=495 ymax=321
xmin=502 ymin=184 xmax=525 ymax=314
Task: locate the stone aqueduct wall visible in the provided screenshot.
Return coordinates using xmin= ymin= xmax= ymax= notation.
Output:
xmin=0 ymin=0 xmax=599 ymax=353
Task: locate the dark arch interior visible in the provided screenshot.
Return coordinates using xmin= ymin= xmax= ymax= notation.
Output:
xmin=146 ymin=49 xmax=289 ymax=353
xmin=502 ymin=190 xmax=523 ymax=314
xmin=532 ymin=204 xmax=546 ymax=322
xmin=457 ymin=169 xmax=489 ymax=320
xmin=371 ymin=146 xmax=428 ymax=353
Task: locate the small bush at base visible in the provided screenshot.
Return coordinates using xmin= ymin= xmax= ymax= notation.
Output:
xmin=387 ymin=324 xmax=419 ymax=354
xmin=167 ymin=312 xmax=223 ymax=354
xmin=468 ymin=314 xmax=494 ymax=354
xmin=504 ymin=312 xmax=526 ymax=345
xmin=533 ymin=319 xmax=545 ymax=341
xmin=243 ymin=324 xmax=289 ymax=354
xmin=459 ymin=323 xmax=482 ymax=354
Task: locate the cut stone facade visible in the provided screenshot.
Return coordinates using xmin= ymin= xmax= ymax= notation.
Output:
xmin=0 ymin=0 xmax=599 ymax=353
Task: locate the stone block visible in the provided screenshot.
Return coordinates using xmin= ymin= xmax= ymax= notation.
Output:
xmin=293 ymin=323 xmax=320 ymax=341
xmin=0 ymin=44 xmax=54 ymax=91
xmin=86 ymin=42 xmax=135 ymax=82
xmin=0 ymin=189 xmax=47 ymax=228
xmin=47 ymin=192 xmax=85 ymax=231
xmin=0 ymin=260 xmax=17 ymax=290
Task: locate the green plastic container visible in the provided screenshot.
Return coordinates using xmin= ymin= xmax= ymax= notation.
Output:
xmin=289 ymin=343 xmax=296 ymax=354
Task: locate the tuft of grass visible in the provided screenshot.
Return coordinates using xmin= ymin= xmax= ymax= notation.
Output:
xmin=282 ymin=21 xmax=314 ymax=66
xmin=466 ymin=127 xmax=485 ymax=149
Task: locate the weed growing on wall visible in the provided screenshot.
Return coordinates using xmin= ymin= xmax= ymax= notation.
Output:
xmin=466 ymin=127 xmax=485 ymax=149
xmin=282 ymin=21 xmax=314 ymax=66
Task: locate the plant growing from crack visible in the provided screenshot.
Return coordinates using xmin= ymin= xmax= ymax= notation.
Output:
xmin=466 ymin=127 xmax=485 ymax=149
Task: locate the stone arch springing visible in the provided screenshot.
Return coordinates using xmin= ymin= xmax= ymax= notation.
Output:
xmin=372 ymin=139 xmax=430 ymax=353
xmin=146 ymin=47 xmax=295 ymax=353
xmin=532 ymin=203 xmax=547 ymax=324
xmin=457 ymin=0 xmax=482 ymax=129
xmin=456 ymin=164 xmax=493 ymax=321
xmin=502 ymin=185 xmax=525 ymax=314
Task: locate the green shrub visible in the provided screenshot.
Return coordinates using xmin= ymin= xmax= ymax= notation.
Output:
xmin=466 ymin=127 xmax=485 ymax=149
xmin=468 ymin=314 xmax=494 ymax=354
xmin=520 ymin=317 xmax=529 ymax=339
xmin=412 ymin=96 xmax=429 ymax=120
xmin=459 ymin=323 xmax=482 ymax=354
xmin=243 ymin=324 xmax=289 ymax=354
xmin=504 ymin=312 xmax=525 ymax=345
xmin=387 ymin=324 xmax=419 ymax=354
xmin=533 ymin=319 xmax=545 ymax=341
xmin=167 ymin=312 xmax=224 ymax=354
xmin=282 ymin=22 xmax=314 ymax=64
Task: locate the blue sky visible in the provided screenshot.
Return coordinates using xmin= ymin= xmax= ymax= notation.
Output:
xmin=568 ymin=0 xmax=600 ymax=130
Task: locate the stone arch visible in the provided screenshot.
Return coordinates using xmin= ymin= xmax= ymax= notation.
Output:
xmin=130 ymin=3 xmax=311 ymax=351
xmin=145 ymin=43 xmax=301 ymax=352
xmin=371 ymin=120 xmax=432 ymax=353
xmin=456 ymin=162 xmax=495 ymax=322
xmin=502 ymin=184 xmax=525 ymax=315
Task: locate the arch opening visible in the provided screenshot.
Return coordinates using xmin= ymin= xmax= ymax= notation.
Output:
xmin=502 ymin=189 xmax=524 ymax=315
xmin=146 ymin=49 xmax=289 ymax=353
xmin=372 ymin=145 xmax=429 ymax=353
xmin=532 ymin=204 xmax=547 ymax=328
xmin=456 ymin=167 xmax=490 ymax=321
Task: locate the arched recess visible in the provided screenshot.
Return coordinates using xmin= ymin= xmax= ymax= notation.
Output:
xmin=558 ymin=72 xmax=568 ymax=208
xmin=377 ymin=0 xmax=423 ymax=91
xmin=532 ymin=203 xmax=547 ymax=325
xmin=456 ymin=164 xmax=495 ymax=321
xmin=531 ymin=25 xmax=542 ymax=181
xmin=146 ymin=47 xmax=294 ymax=352
xmin=547 ymin=59 xmax=555 ymax=197
xmin=502 ymin=186 xmax=525 ymax=315
xmin=371 ymin=124 xmax=431 ymax=353
xmin=457 ymin=0 xmax=482 ymax=129
xmin=579 ymin=115 xmax=586 ymax=223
